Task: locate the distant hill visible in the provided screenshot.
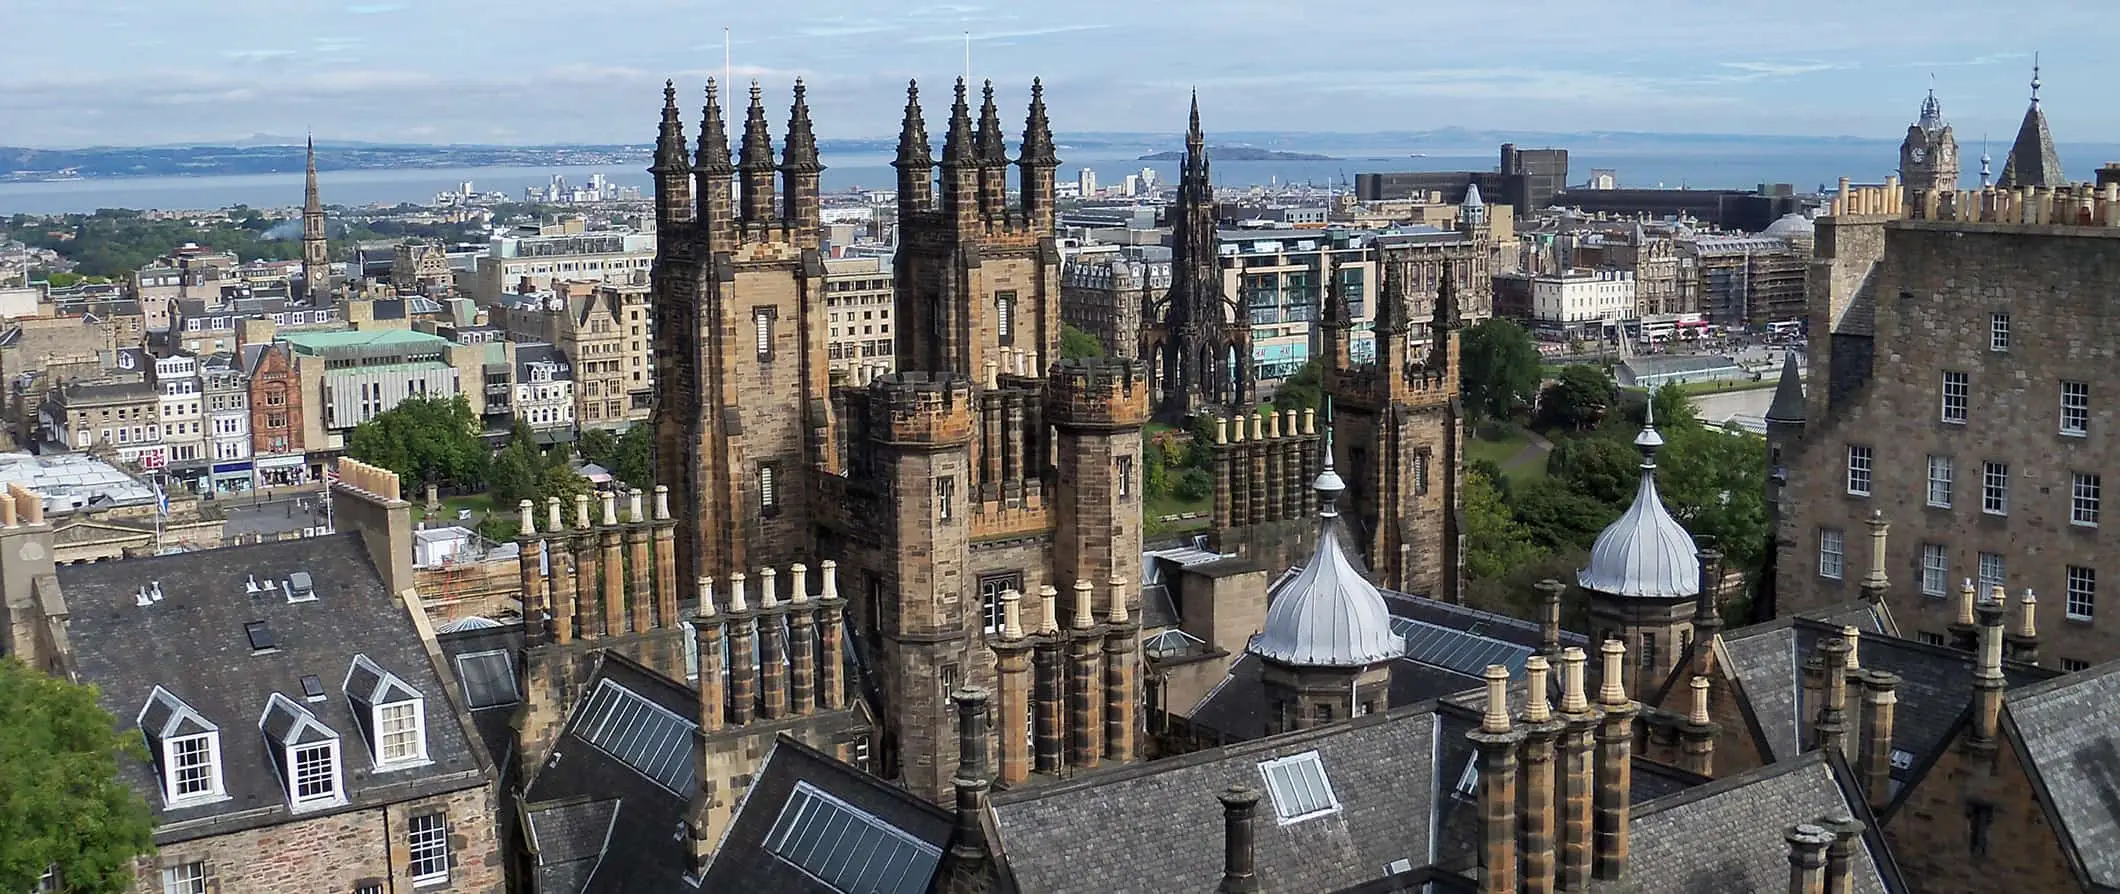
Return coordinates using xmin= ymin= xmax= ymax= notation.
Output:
xmin=1138 ymin=146 xmax=1337 ymax=161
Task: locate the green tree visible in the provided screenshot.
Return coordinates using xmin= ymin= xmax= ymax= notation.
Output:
xmin=576 ymin=428 xmax=618 ymax=467
xmin=1509 ymin=478 xmax=1619 ymax=552
xmin=1464 ymin=467 xmax=1544 ymax=580
xmin=576 ymin=425 xmax=652 ymax=490
xmin=1459 ymin=318 xmax=1543 ymax=426
xmin=0 ymin=658 xmax=156 ymax=893
xmin=1656 ymin=424 xmax=1770 ymax=574
xmin=345 ymin=395 xmax=487 ymax=489
xmin=489 ymin=424 xmax=589 ymax=510
xmin=1545 ymin=435 xmax=1640 ymax=508
xmin=1649 ymin=381 xmax=1701 ymax=430
xmin=1270 ymin=360 xmax=1323 ymax=413
xmin=1538 ymin=364 xmax=1616 ymax=432
xmin=1059 ymin=323 xmax=1106 ymax=360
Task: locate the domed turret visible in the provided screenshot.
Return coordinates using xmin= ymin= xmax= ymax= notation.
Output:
xmin=1578 ymin=400 xmax=1700 ymax=600
xmin=1252 ymin=440 xmax=1404 ymax=667
xmin=1763 ymin=212 xmax=1814 ymax=240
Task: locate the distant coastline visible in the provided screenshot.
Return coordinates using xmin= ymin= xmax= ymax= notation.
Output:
xmin=1137 ymin=147 xmax=1338 ymax=162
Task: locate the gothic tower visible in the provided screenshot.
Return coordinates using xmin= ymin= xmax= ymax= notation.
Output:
xmin=894 ymin=78 xmax=1062 ymax=379
xmin=1323 ymin=250 xmax=1464 ymax=599
xmin=651 ymin=78 xmax=834 ymax=589
xmin=301 ymin=136 xmax=328 ymax=302
xmin=1455 ymin=184 xmax=1495 ymax=320
xmin=1898 ymin=85 xmax=1959 ymax=204
xmin=1149 ymin=92 xmax=1248 ymax=419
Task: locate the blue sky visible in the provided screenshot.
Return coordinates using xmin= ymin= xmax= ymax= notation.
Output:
xmin=0 ymin=0 xmax=2109 ymax=147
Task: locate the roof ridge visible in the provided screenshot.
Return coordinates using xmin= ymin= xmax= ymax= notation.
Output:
xmin=1629 ymin=747 xmax=1828 ymax=817
xmin=2006 ymin=655 xmax=2120 ymax=704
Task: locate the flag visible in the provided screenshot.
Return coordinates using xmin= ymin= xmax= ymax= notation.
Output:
xmin=154 ymin=481 xmax=169 ymax=518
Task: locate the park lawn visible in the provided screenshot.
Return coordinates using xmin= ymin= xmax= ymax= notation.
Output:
xmin=414 ymin=493 xmax=499 ymax=525
xmin=1667 ymin=378 xmax=1777 ymax=397
xmin=1144 ymin=491 xmax=1212 ymax=540
xmin=1467 ymin=424 xmax=1549 ymax=482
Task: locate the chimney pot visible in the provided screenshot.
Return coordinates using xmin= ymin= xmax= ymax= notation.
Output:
xmin=1302 ymin=407 xmax=1316 ymax=436
xmin=1597 ymin=639 xmax=1629 ymax=707
xmin=1001 ymin=588 xmax=1024 ymax=640
xmin=1038 ymin=584 xmax=1061 ymax=634
xmin=1071 ymin=579 xmax=1095 ymax=629
xmin=601 ymin=490 xmax=618 ymax=527
xmin=1106 ymin=576 xmax=1129 ymax=624
xmin=653 ymin=484 xmax=672 ymax=520
xmin=1215 ymin=786 xmax=1263 ymax=894
xmin=1689 ymin=675 xmax=1711 ymax=726
xmin=1229 ymin=414 xmax=1245 ymax=443
xmin=789 ymin=563 xmax=810 ymax=604
xmin=575 ymin=492 xmax=592 ymax=528
xmin=2017 ymin=587 xmax=2039 ymax=639
xmin=1215 ymin=417 xmax=1229 ymax=444
xmin=518 ymin=498 xmax=537 ymax=535
xmin=546 ymin=495 xmax=563 ymax=532
xmin=1785 ymin=823 xmax=1834 ymax=893
xmin=628 ymin=488 xmax=645 ymax=524
xmin=1560 ymin=646 xmax=1590 ymax=714
xmin=759 ymin=566 xmax=779 ymax=608
xmin=698 ymin=576 xmax=717 ymax=616
xmin=1842 ymin=626 xmax=1861 ymax=671
xmin=729 ymin=571 xmax=749 ymax=612
xmin=820 ymin=559 xmax=839 ymax=599
xmin=1481 ymin=664 xmax=1514 ymax=734
xmin=1523 ymin=655 xmax=1553 ymax=723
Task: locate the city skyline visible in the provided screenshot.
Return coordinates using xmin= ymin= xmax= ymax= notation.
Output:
xmin=0 ymin=0 xmax=2113 ymax=148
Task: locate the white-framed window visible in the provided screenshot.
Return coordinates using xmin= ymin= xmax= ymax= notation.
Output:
xmin=753 ymin=309 xmax=773 ymax=361
xmin=409 ymin=811 xmax=450 ymax=885
xmin=977 ymin=572 xmax=1022 ymax=636
xmin=996 ymin=292 xmax=1014 ymax=341
xmin=166 ymin=733 xmax=220 ymax=801
xmin=1819 ymin=528 xmax=1844 ymax=580
xmin=161 ymin=862 xmax=206 ymax=894
xmin=2061 ymin=381 xmax=2089 ymax=436
xmin=2068 ymin=566 xmax=2096 ymax=620
xmin=759 ymin=464 xmax=778 ymax=510
xmin=1978 ymin=552 xmax=2006 ymax=597
xmin=1990 ymin=312 xmax=2010 ymax=351
xmin=1979 ymin=461 xmax=2010 ymax=514
xmin=1921 ymin=544 xmax=1948 ymax=598
xmin=377 ymin=701 xmax=426 ymax=765
xmin=1941 ymin=370 xmax=1969 ymax=423
xmin=2074 ymin=473 xmax=2102 ymax=527
xmin=1846 ymin=445 xmax=1872 ymax=496
xmin=1927 ymin=455 xmax=1953 ymax=508
xmin=292 ymin=742 xmax=339 ymax=805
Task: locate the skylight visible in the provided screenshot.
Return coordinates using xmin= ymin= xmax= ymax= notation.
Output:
xmin=1258 ymin=750 xmax=1340 ymax=824
xmin=245 ymin=620 xmax=276 ymax=652
xmin=1391 ymin=617 xmax=1532 ymax=678
xmin=456 ymin=650 xmax=519 ymax=710
xmin=766 ymin=781 xmax=941 ymax=894
xmin=573 ymin=678 xmax=698 ymax=795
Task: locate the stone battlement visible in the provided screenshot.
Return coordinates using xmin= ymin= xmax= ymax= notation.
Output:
xmin=1832 ymin=174 xmax=2120 ymax=229
xmin=862 ymin=371 xmax=977 ymax=445
xmin=1043 ymin=358 xmax=1149 ymax=429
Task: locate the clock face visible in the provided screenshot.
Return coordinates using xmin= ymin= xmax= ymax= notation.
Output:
xmin=1910 ymin=148 xmax=1926 ymax=163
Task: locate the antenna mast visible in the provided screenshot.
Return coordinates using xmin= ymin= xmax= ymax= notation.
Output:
xmin=724 ymin=27 xmax=732 ymax=91
xmin=963 ymin=30 xmax=972 ymax=84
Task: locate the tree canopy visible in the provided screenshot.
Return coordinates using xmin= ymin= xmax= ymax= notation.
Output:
xmin=1463 ymin=467 xmax=1543 ymax=580
xmin=577 ymin=425 xmax=653 ymax=491
xmin=1538 ymin=364 xmax=1617 ymax=431
xmin=1059 ymin=323 xmax=1106 ymax=361
xmin=1270 ymin=360 xmax=1323 ymax=413
xmin=345 ymin=395 xmax=487 ymax=489
xmin=1458 ymin=318 xmax=1543 ymax=425
xmin=0 ymin=658 xmax=156 ymax=894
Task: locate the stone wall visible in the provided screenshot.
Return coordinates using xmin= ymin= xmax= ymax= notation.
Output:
xmin=134 ymin=784 xmax=504 ymax=894
xmin=1886 ymin=725 xmax=2075 ymax=893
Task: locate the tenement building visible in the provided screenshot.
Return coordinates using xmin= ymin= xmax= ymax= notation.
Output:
xmin=1773 ymin=167 xmax=2120 ymax=667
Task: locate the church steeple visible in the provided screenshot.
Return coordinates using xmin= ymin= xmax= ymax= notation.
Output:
xmin=737 ymin=81 xmax=777 ymax=226
xmin=1998 ymin=58 xmax=2066 ymax=189
xmin=894 ymin=80 xmax=934 ymax=217
xmin=302 ymin=134 xmax=328 ymax=302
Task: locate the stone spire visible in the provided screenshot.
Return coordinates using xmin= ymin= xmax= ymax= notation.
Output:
xmin=1997 ymin=58 xmax=2066 ymax=189
xmin=941 ymin=78 xmax=977 ymax=168
xmin=1018 ymin=78 xmax=1056 ymax=166
xmin=1185 ymin=89 xmax=1207 ymax=177
xmin=695 ymin=80 xmax=732 ymax=174
xmin=895 ymin=80 xmax=933 ymax=168
xmin=1765 ymin=351 xmax=1805 ymax=425
xmin=781 ymin=79 xmax=821 ymax=173
xmin=301 ymin=132 xmax=328 ymax=301
xmin=653 ymin=80 xmax=690 ymax=174
xmin=975 ymin=79 xmax=1007 ymax=164
xmin=737 ymin=81 xmax=777 ymax=224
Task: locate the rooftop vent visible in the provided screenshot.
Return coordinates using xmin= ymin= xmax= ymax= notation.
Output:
xmin=245 ymin=620 xmax=277 ymax=653
xmin=245 ymin=574 xmax=260 ymax=595
xmin=300 ymin=674 xmax=326 ymax=702
xmin=134 ymin=586 xmax=151 ymax=608
xmin=286 ymin=571 xmax=315 ymax=604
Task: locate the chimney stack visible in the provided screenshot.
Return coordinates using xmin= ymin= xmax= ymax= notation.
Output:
xmin=1858 ymin=511 xmax=1889 ymax=604
xmin=1556 ymin=646 xmax=1600 ymax=891
xmin=1519 ymin=656 xmax=1562 ymax=894
xmin=547 ymin=497 xmax=576 ymax=644
xmin=694 ymin=577 xmax=724 ymax=732
xmin=935 ymin=687 xmax=996 ymax=888
xmin=2005 ymin=588 xmax=2040 ymax=665
xmin=1103 ymin=575 xmax=1138 ymax=763
xmin=818 ymin=560 xmax=847 ymax=711
xmin=1592 ymin=639 xmax=1636 ymax=882
xmin=1949 ymin=578 xmax=1979 ymax=651
xmin=1033 ymin=584 xmax=1065 ymax=774
xmin=1784 ymin=824 xmax=1833 ymax=894
xmin=1470 ymin=665 xmax=1523 ymax=894
xmin=726 ymin=572 xmax=758 ymax=726
xmin=1535 ymin=579 xmax=1565 ymax=657
xmin=758 ymin=568 xmax=789 ymax=720
xmin=625 ymin=490 xmax=653 ymax=635
xmin=1691 ymin=549 xmax=1723 ymax=677
xmin=572 ymin=493 xmax=601 ymax=637
xmin=788 ymin=564 xmax=817 ymax=715
xmin=994 ymin=589 xmax=1034 ymax=785
xmin=1680 ymin=675 xmax=1717 ymax=777
xmin=1819 ymin=814 xmax=1864 ymax=894
xmin=1858 ymin=671 xmax=1899 ymax=812
xmin=1970 ymin=594 xmax=2007 ymax=752
xmin=1067 ymin=579 xmax=1105 ymax=770
xmin=1812 ymin=637 xmax=1853 ymax=760
xmin=652 ymin=485 xmax=678 ymax=631
xmin=599 ymin=490 xmax=625 ymax=636
xmin=1215 ymin=787 xmax=1263 ymax=894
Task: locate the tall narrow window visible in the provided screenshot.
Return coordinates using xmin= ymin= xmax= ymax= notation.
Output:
xmin=2067 ymin=566 xmax=2096 ymax=620
xmin=1978 ymin=552 xmax=2006 ymax=596
xmin=1819 ymin=528 xmax=1844 ymax=580
xmin=1921 ymin=544 xmax=1948 ymax=598
xmin=1415 ymin=451 xmax=1431 ymax=496
xmin=1981 ymin=461 xmax=2009 ymax=515
xmin=2073 ymin=473 xmax=2102 ymax=527
xmin=408 ymin=812 xmax=450 ymax=884
xmin=753 ymin=308 xmax=775 ymax=361
xmin=759 ymin=464 xmax=779 ymax=514
xmin=935 ymin=475 xmax=955 ymax=522
xmin=1927 ymin=455 xmax=1953 ymax=508
xmin=1846 ymin=444 xmax=1872 ymax=496
xmin=1117 ymin=455 xmax=1134 ymax=499
xmin=1941 ymin=370 xmax=1968 ymax=423
xmin=2061 ymin=381 xmax=2089 ymax=436
xmin=1990 ymin=312 xmax=2010 ymax=351
xmin=977 ymin=571 xmax=1023 ymax=636
xmin=995 ymin=291 xmax=1016 ymax=345
xmin=1639 ymin=632 xmax=1657 ymax=669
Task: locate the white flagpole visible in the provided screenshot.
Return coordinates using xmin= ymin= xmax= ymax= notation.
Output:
xmin=724 ymin=27 xmax=732 ymax=89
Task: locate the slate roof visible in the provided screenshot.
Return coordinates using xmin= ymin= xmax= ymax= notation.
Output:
xmin=990 ymin=705 xmax=1439 ymax=894
xmin=2005 ymin=660 xmax=2120 ymax=889
xmin=520 ymin=653 xmax=699 ymax=894
xmin=435 ymin=624 xmax=525 ymax=773
xmin=57 ymin=534 xmax=488 ymax=844
xmin=1766 ymin=350 xmax=1806 ymax=423
xmin=700 ymin=735 xmax=953 ymax=893
xmin=1997 ymin=90 xmax=2066 ymax=190
xmin=1609 ymin=751 xmax=1900 ymax=893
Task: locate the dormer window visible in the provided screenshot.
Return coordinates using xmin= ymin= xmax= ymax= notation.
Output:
xmin=344 ymin=654 xmax=429 ymax=769
xmin=138 ymin=686 xmax=226 ymax=807
xmin=259 ymin=692 xmax=344 ymax=811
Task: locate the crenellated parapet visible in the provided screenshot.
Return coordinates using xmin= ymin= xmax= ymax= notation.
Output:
xmin=855 ymin=372 xmax=978 ymax=447
xmin=1043 ymin=358 xmax=1150 ymax=431
xmin=1834 ymin=174 xmax=2120 ymax=229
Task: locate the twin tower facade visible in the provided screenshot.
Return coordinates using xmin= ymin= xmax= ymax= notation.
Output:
xmin=633 ymin=76 xmax=1143 ymax=801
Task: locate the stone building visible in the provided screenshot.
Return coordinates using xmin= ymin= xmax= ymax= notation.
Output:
xmin=823 ymin=256 xmax=897 ymax=382
xmin=1058 ymin=253 xmax=1165 ymax=363
xmin=494 ymin=279 xmax=656 ymax=430
xmin=3 ymin=463 xmax=507 ymax=894
xmin=1143 ymin=95 xmax=1251 ymax=418
xmin=243 ymin=341 xmax=311 ymax=487
xmin=1899 ymin=86 xmax=1959 ymax=203
xmin=1773 ymin=177 xmax=2120 ymax=669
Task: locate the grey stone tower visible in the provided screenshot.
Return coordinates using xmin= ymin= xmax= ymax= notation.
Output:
xmin=1898 ymin=84 xmax=1958 ymax=203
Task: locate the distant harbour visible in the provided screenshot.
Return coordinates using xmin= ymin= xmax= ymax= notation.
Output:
xmin=4 ymin=143 xmax=2118 ymax=216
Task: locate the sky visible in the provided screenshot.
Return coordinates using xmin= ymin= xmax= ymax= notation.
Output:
xmin=0 ymin=0 xmax=2112 ymax=147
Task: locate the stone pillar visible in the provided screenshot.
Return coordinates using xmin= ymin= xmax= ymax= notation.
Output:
xmin=1470 ymin=665 xmax=1523 ymax=894
xmin=573 ymin=494 xmax=601 ymax=637
xmin=652 ymin=485 xmax=678 ymax=628
xmin=995 ymin=589 xmax=1033 ymax=785
xmin=626 ymin=489 xmax=653 ymax=635
xmin=1820 ymin=814 xmax=1863 ymax=894
xmin=1592 ymin=639 xmax=1635 ymax=883
xmin=758 ymin=568 xmax=788 ymax=721
xmin=1859 ymin=671 xmax=1899 ymax=812
xmin=1556 ymin=647 xmax=1599 ymax=892
xmin=1033 ymin=633 xmax=1064 ymax=775
xmin=515 ymin=500 xmax=546 ymax=632
xmin=1813 ymin=637 xmax=1852 ymax=759
xmin=943 ymin=687 xmax=995 ymax=877
xmin=1784 ymin=824 xmax=1832 ymax=894
xmin=1519 ymin=656 xmax=1560 ymax=894
xmin=726 ymin=573 xmax=757 ymax=727
xmin=1067 ymin=580 xmax=1103 ymax=770
xmin=1102 ymin=575 xmax=1137 ymax=764
xmin=599 ymin=491 xmax=625 ymax=637
xmin=817 ymin=561 xmax=846 ymax=711
xmin=1215 ymin=787 xmax=1262 ymax=894
xmin=1680 ymin=675 xmax=1717 ymax=777
xmin=788 ymin=564 xmax=816 ymax=716
xmin=694 ymin=578 xmax=724 ymax=733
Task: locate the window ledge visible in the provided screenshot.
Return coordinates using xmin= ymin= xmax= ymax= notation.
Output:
xmin=2064 ymin=615 xmax=2096 ymax=625
xmin=2059 ymin=430 xmax=2088 ymax=439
